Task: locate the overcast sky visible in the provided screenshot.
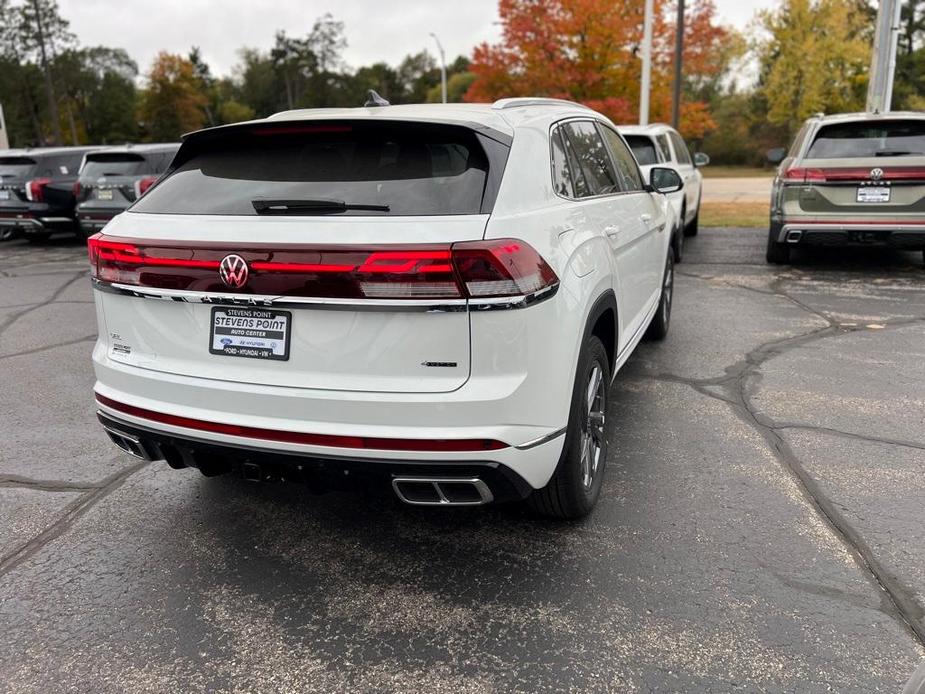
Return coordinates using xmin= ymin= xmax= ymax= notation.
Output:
xmin=57 ymin=0 xmax=768 ymax=78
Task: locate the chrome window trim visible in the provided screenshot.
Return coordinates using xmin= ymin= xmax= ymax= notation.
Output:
xmin=91 ymin=278 xmax=558 ymax=312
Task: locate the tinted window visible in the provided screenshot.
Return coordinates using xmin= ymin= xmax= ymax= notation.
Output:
xmin=550 ymin=128 xmax=576 ymax=198
xmin=80 ymin=153 xmax=146 ymax=182
xmin=805 ymin=120 xmax=925 ymax=159
xmin=670 ymin=132 xmax=692 ymax=165
xmin=0 ymin=156 xmax=37 ymax=180
xmin=34 ymin=154 xmax=83 ymax=179
xmin=624 ymin=135 xmax=659 ymax=166
xmin=133 ymin=123 xmax=492 ymax=216
xmin=562 ymin=121 xmax=620 ymax=196
xmin=655 ymin=134 xmax=672 ymax=162
xmin=600 ymin=126 xmax=644 ymax=192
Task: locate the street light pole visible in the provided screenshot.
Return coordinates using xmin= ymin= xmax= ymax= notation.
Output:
xmin=866 ymin=0 xmax=902 ymax=113
xmin=430 ymin=33 xmax=448 ymax=104
xmin=671 ymin=0 xmax=685 ymax=129
xmin=640 ymin=0 xmax=654 ymax=125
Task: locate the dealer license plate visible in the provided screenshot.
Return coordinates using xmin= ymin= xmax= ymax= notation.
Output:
xmin=209 ymin=307 xmax=291 ymax=361
xmin=0 ymin=190 xmax=10 ymax=200
xmin=856 ymin=186 xmax=890 ymax=203
xmin=97 ymin=189 xmax=114 ymax=200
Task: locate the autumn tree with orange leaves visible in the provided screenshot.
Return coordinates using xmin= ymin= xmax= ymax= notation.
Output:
xmin=465 ymin=0 xmax=738 ymax=138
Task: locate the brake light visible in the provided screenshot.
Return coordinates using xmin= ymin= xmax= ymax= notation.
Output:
xmin=72 ymin=181 xmax=82 ymax=199
xmin=25 ymin=177 xmax=51 ymax=202
xmin=782 ymin=167 xmax=826 ymax=183
xmin=87 ymin=235 xmax=559 ymax=301
xmin=135 ymin=176 xmax=158 ymax=198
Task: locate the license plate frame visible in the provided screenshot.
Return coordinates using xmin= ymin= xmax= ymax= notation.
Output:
xmin=97 ymin=189 xmax=114 ymax=201
xmin=856 ymin=186 xmax=890 ymax=203
xmin=209 ymin=307 xmax=291 ymax=361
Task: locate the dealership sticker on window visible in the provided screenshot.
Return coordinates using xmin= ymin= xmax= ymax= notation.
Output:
xmin=209 ymin=307 xmax=291 ymax=361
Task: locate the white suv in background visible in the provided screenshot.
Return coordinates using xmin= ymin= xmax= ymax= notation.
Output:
xmin=89 ymin=97 xmax=681 ymax=518
xmin=618 ymin=123 xmax=708 ymax=261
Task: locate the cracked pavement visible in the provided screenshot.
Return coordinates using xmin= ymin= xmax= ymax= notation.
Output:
xmin=0 ymin=231 xmax=924 ymax=692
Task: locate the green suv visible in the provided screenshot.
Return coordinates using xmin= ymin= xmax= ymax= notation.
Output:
xmin=767 ymin=112 xmax=925 ymax=265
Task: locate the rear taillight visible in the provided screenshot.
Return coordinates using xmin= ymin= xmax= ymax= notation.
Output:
xmin=782 ymin=167 xmax=826 ymax=183
xmin=87 ymin=235 xmax=559 ymax=301
xmin=72 ymin=181 xmax=82 ymax=199
xmin=134 ymin=176 xmax=158 ymax=198
xmin=25 ymin=177 xmax=51 ymax=202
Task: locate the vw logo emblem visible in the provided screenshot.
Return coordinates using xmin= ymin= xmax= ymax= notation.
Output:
xmin=219 ymin=254 xmax=249 ymax=289
xmin=870 ymin=167 xmax=884 ymax=181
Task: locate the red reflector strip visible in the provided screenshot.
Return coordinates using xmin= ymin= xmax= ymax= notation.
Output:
xmin=249 ymin=261 xmax=356 ymax=273
xmin=96 ymin=394 xmax=509 ymax=452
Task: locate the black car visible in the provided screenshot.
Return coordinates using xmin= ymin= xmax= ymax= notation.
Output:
xmin=75 ymin=144 xmax=180 ymax=237
xmin=0 ymin=146 xmax=100 ymax=242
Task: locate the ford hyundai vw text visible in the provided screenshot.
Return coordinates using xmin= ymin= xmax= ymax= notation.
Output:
xmin=90 ymin=97 xmax=681 ymax=518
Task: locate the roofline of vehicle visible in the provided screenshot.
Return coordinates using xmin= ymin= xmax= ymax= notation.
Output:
xmin=180 ymin=113 xmax=514 ymax=147
xmin=811 ymin=110 xmax=925 ymax=123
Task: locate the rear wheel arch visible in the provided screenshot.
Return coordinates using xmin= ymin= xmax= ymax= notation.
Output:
xmin=583 ymin=291 xmax=619 ymax=377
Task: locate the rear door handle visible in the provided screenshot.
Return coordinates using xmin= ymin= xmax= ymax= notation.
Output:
xmin=604 ymin=224 xmax=620 ymax=237
xmin=640 ymin=214 xmax=652 ymax=226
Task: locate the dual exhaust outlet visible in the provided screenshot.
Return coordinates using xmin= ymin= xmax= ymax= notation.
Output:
xmin=103 ymin=424 xmax=494 ymax=506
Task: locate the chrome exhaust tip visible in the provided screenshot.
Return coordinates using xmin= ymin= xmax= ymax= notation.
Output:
xmin=102 ymin=425 xmax=155 ymax=461
xmin=391 ymin=477 xmax=494 ymax=506
xmin=786 ymin=229 xmax=803 ymax=243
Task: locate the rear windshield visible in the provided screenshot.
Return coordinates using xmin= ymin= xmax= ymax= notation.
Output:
xmin=80 ymin=153 xmax=146 ymax=181
xmin=806 ymin=120 xmax=925 ymax=159
xmin=133 ymin=122 xmax=492 ymax=216
xmin=624 ymin=135 xmax=659 ymax=166
xmin=0 ymin=156 xmax=37 ymax=180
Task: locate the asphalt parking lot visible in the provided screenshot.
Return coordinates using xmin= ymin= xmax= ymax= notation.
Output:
xmin=0 ymin=229 xmax=923 ymax=693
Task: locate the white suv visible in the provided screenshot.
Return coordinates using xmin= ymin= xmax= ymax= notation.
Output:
xmin=89 ymin=97 xmax=681 ymax=518
xmin=618 ymin=123 xmax=707 ymax=262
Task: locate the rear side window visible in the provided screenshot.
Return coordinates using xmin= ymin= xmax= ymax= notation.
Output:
xmin=133 ymin=122 xmax=495 ymax=216
xmin=561 ymin=121 xmax=620 ymax=196
xmin=669 ymin=132 xmax=692 ymax=165
xmin=80 ymin=153 xmax=146 ymax=181
xmin=655 ymin=135 xmax=672 ymax=162
xmin=550 ymin=129 xmax=576 ymax=198
xmin=600 ymin=126 xmax=645 ymax=192
xmin=788 ymin=123 xmax=811 ymax=158
xmin=805 ymin=120 xmax=925 ymax=159
xmin=624 ymin=135 xmax=660 ymax=166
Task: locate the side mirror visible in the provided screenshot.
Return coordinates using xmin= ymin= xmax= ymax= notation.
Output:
xmin=693 ymin=152 xmax=710 ymax=167
xmin=767 ymin=147 xmax=786 ymax=165
xmin=650 ymin=167 xmax=683 ymax=194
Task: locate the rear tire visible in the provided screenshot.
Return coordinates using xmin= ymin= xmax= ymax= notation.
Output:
xmin=645 ymin=247 xmax=674 ymax=341
xmin=529 ymin=335 xmax=610 ymax=520
xmin=0 ymin=228 xmax=16 ymax=242
xmin=26 ymin=232 xmax=51 ymax=244
xmin=766 ymin=230 xmax=790 ymax=264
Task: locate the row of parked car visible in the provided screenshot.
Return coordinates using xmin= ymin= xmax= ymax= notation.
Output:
xmin=0 ymin=143 xmax=180 ymax=242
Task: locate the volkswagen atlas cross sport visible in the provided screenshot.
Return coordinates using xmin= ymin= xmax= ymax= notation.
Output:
xmin=89 ymin=97 xmax=682 ymax=518
xmin=767 ymin=111 xmax=925 ymax=264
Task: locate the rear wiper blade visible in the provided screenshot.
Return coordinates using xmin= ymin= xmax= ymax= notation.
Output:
xmin=252 ymin=198 xmax=390 ymax=214
xmin=874 ymin=150 xmax=921 ymax=157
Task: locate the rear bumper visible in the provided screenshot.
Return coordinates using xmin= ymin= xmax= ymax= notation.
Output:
xmin=0 ymin=210 xmax=75 ymax=233
xmin=77 ymin=207 xmax=120 ymax=234
xmin=97 ymin=411 xmax=532 ymax=501
xmin=776 ymin=220 xmax=925 ymax=248
xmin=98 ymin=409 xmax=535 ymax=501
